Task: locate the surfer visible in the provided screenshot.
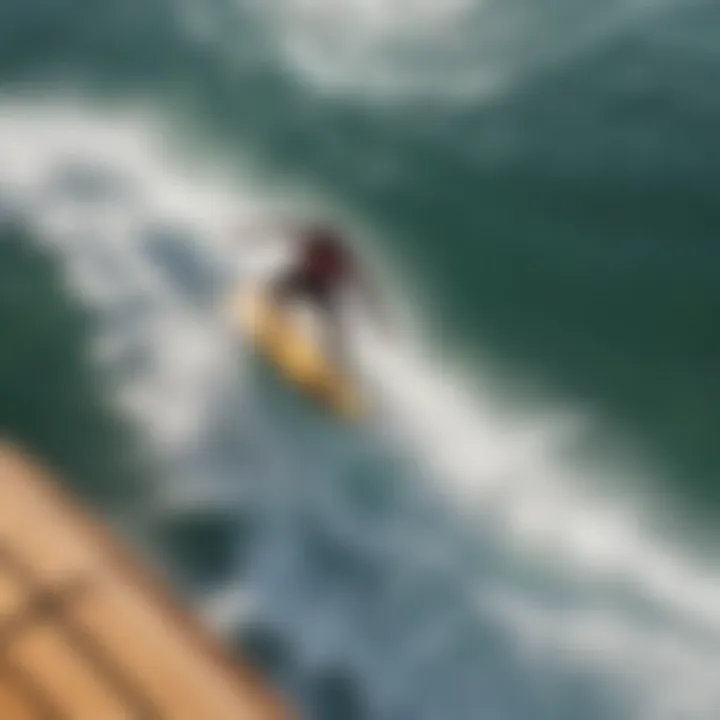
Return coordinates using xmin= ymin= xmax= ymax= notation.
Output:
xmin=234 ymin=218 xmax=389 ymax=418
xmin=236 ymin=217 xmax=385 ymax=366
xmin=267 ymin=222 xmax=384 ymax=367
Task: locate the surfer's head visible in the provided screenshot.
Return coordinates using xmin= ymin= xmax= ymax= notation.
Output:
xmin=300 ymin=222 xmax=354 ymax=281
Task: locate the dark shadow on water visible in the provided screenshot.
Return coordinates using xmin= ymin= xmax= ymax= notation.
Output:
xmin=153 ymin=510 xmax=255 ymax=589
xmin=234 ymin=623 xmax=293 ymax=690
xmin=310 ymin=667 xmax=366 ymax=720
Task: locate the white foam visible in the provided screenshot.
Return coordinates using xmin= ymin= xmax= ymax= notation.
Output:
xmin=0 ymin=97 xmax=254 ymax=458
xmin=354 ymin=326 xmax=720 ymax=634
xmin=487 ymin=589 xmax=720 ymax=720
xmin=235 ymin=0 xmax=674 ymax=100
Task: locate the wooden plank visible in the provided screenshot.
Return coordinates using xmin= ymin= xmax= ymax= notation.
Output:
xmin=0 ymin=443 xmax=292 ymax=720
xmin=0 ymin=570 xmax=25 ymax=622
xmin=11 ymin=626 xmax=132 ymax=720
xmin=0 ymin=678 xmax=34 ymax=720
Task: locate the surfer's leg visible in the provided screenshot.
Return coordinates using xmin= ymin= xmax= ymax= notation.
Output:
xmin=315 ymin=290 xmax=346 ymax=370
xmin=269 ymin=269 xmax=307 ymax=306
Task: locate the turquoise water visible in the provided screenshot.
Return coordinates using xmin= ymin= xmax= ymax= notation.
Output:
xmin=1 ymin=0 xmax=720 ymax=718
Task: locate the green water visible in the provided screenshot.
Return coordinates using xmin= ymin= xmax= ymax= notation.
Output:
xmin=0 ymin=222 xmax=144 ymax=507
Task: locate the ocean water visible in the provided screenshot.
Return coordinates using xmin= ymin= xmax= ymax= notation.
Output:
xmin=1 ymin=0 xmax=719 ymax=718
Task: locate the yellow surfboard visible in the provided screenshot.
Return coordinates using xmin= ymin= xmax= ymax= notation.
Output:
xmin=230 ymin=289 xmax=366 ymax=422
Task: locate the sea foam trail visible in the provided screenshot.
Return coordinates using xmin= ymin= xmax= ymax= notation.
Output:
xmin=2 ymin=97 xmax=720 ymax=719
xmin=355 ymin=325 xmax=720 ymax=630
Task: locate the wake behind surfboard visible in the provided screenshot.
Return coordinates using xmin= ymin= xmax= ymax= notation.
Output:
xmin=229 ymin=288 xmax=367 ymax=422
